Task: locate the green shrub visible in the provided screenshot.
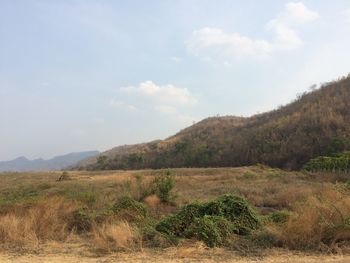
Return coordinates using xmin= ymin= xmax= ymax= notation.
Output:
xmin=303 ymin=152 xmax=350 ymax=173
xmin=185 ymin=215 xmax=236 ymax=247
xmin=153 ymin=170 xmax=174 ymax=203
xmin=269 ymin=210 xmax=291 ymax=224
xmin=112 ymin=196 xmax=149 ymax=221
xmin=130 ymin=170 xmax=175 ymax=203
xmin=156 ymin=203 xmax=202 ymax=237
xmin=139 ymin=224 xmax=176 ymax=247
xmin=156 ymin=194 xmax=260 ymax=247
xmin=202 ymin=195 xmax=260 ymax=234
xmin=69 ymin=207 xmax=93 ymax=232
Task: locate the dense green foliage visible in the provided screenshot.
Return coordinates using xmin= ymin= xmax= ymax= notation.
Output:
xmin=153 ymin=170 xmax=174 ymax=203
xmin=156 ymin=194 xmax=260 ymax=247
xmin=303 ymin=152 xmax=350 ymax=173
xmin=77 ymin=75 xmax=350 ymax=170
xmin=185 ymin=215 xmax=236 ymax=247
xmin=112 ymin=196 xmax=149 ymax=221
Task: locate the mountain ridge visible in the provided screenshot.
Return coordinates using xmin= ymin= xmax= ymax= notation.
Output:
xmin=75 ymin=75 xmax=350 ymax=171
xmin=0 ymin=151 xmax=99 ymax=172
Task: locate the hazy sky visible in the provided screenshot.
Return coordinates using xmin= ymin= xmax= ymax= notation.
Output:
xmin=1 ymin=0 xmax=350 ymax=161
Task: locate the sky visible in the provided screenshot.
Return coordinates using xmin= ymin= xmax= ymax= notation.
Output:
xmin=1 ymin=0 xmax=350 ymax=161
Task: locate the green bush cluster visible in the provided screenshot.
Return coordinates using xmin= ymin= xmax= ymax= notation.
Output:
xmin=185 ymin=215 xmax=236 ymax=247
xmin=133 ymin=170 xmax=175 ymax=203
xmin=153 ymin=170 xmax=175 ymax=203
xmin=156 ymin=194 xmax=260 ymax=247
xmin=303 ymin=152 xmax=350 ymax=173
xmin=112 ymin=196 xmax=149 ymax=221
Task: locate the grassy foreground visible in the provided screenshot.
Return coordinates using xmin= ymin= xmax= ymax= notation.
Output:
xmin=0 ymin=166 xmax=349 ymax=261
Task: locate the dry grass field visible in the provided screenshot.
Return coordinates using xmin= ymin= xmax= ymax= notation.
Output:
xmin=0 ymin=166 xmax=349 ymax=262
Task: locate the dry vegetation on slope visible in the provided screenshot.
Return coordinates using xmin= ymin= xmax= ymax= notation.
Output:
xmin=76 ymin=75 xmax=350 ymax=171
xmin=0 ymin=167 xmax=350 ymax=261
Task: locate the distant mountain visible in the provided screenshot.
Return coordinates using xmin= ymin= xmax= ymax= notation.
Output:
xmin=0 ymin=151 xmax=99 ymax=172
xmin=75 ymin=75 xmax=350 ymax=171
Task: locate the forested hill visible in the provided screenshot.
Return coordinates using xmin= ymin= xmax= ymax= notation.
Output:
xmin=76 ymin=75 xmax=350 ymax=171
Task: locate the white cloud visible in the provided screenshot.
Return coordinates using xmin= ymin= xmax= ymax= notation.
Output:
xmin=120 ymin=81 xmax=197 ymax=105
xmin=109 ymin=99 xmax=138 ymax=112
xmin=117 ymin=81 xmax=198 ymax=124
xmin=282 ymin=2 xmax=319 ymax=24
xmin=154 ymin=105 xmax=196 ymax=125
xmin=154 ymin=105 xmax=177 ymax=114
xmin=267 ymin=23 xmax=303 ymax=50
xmin=187 ymin=27 xmax=273 ymax=59
xmin=266 ymin=2 xmax=319 ymax=49
xmin=186 ymin=2 xmax=319 ymax=61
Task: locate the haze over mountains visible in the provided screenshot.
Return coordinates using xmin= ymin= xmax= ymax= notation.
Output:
xmin=75 ymin=75 xmax=350 ymax=171
xmin=0 ymin=151 xmax=99 ymax=172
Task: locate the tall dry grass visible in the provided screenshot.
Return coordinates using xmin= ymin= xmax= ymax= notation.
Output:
xmin=270 ymin=188 xmax=350 ymax=251
xmin=91 ymin=221 xmax=141 ymax=253
xmin=143 ymin=194 xmax=160 ymax=210
xmin=0 ymin=197 xmax=77 ymax=249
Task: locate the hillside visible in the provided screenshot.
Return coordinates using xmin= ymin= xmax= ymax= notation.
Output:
xmin=0 ymin=151 xmax=99 ymax=172
xmin=76 ymin=75 xmax=350 ymax=171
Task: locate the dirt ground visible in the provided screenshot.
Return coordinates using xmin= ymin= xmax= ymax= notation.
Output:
xmin=0 ymin=242 xmax=349 ymax=263
xmin=0 ymin=252 xmax=349 ymax=263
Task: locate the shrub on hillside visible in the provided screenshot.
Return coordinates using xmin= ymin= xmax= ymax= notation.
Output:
xmin=303 ymin=152 xmax=350 ymax=173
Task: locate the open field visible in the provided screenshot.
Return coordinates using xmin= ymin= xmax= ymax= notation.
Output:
xmin=0 ymin=167 xmax=349 ymax=262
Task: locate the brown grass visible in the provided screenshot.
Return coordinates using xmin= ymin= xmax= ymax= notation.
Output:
xmin=269 ymin=188 xmax=350 ymax=251
xmin=0 ymin=167 xmax=349 ymax=255
xmin=143 ymin=194 xmax=160 ymax=210
xmin=0 ymin=197 xmax=77 ymax=250
xmin=91 ymin=221 xmax=140 ymax=253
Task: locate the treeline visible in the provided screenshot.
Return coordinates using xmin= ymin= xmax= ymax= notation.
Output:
xmin=77 ymin=75 xmax=350 ymax=171
xmin=303 ymin=152 xmax=350 ymax=173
